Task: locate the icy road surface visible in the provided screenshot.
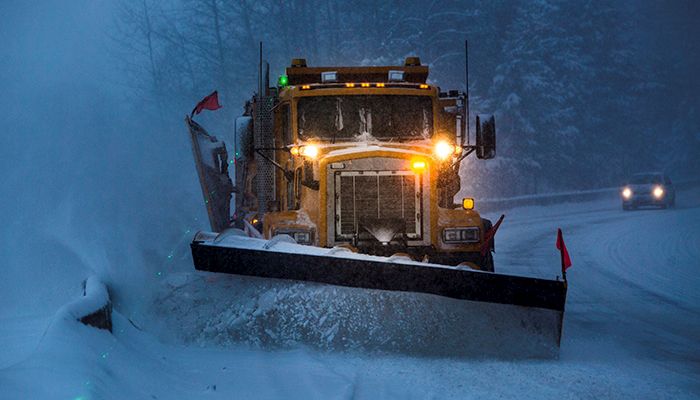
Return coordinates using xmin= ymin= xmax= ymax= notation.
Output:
xmin=1 ymin=187 xmax=699 ymax=399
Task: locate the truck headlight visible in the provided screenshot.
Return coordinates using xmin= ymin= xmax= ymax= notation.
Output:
xmin=622 ymin=187 xmax=632 ymax=199
xmin=273 ymin=229 xmax=314 ymax=245
xmin=299 ymin=145 xmax=319 ymax=159
xmin=442 ymin=227 xmax=480 ymax=244
xmin=434 ymin=141 xmax=455 ymax=160
xmin=293 ymin=232 xmax=311 ymax=244
xmin=653 ymin=186 xmax=664 ymax=198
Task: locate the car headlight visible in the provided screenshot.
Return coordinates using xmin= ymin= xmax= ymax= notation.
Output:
xmin=442 ymin=227 xmax=480 ymax=244
xmin=622 ymin=187 xmax=632 ymax=199
xmin=653 ymin=186 xmax=664 ymax=198
xmin=273 ymin=229 xmax=314 ymax=245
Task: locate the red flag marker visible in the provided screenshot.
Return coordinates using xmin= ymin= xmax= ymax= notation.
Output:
xmin=556 ymin=228 xmax=572 ymax=280
xmin=480 ymin=214 xmax=505 ymax=256
xmin=191 ymin=91 xmax=222 ymax=117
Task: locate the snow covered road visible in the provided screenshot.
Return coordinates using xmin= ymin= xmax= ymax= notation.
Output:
xmin=1 ymin=187 xmax=699 ymax=399
xmin=495 ymin=186 xmax=700 ymax=374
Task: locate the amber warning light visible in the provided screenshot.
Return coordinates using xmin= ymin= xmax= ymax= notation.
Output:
xmin=411 ymin=160 xmax=427 ymax=172
xmin=462 ymin=198 xmax=475 ymax=210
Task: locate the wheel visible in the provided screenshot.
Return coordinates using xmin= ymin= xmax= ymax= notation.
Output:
xmin=483 ymin=218 xmax=493 ymax=232
xmin=480 ymin=251 xmax=495 ymax=272
xmin=480 ymin=218 xmax=495 ymax=272
xmin=482 ymin=218 xmax=494 ymax=251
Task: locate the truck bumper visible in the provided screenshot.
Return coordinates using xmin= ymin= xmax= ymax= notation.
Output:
xmin=353 ymin=242 xmax=491 ymax=269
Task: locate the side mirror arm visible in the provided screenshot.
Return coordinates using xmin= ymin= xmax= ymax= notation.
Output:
xmin=254 ymin=148 xmax=294 ymax=182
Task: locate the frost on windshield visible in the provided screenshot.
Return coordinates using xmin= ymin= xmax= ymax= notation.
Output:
xmin=335 ymin=97 xmax=344 ymax=132
xmin=422 ymin=108 xmax=430 ymax=138
xmin=297 ymin=95 xmax=432 ymax=141
xmin=358 ymin=106 xmax=372 ymax=136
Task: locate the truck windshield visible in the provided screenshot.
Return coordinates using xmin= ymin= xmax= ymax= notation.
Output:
xmin=297 ymin=95 xmax=433 ymax=141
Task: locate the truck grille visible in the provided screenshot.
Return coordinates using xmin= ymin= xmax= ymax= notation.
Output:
xmin=335 ymin=171 xmax=421 ymax=239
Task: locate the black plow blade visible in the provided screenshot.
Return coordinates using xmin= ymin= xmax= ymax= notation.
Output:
xmin=190 ymin=232 xmax=567 ymax=358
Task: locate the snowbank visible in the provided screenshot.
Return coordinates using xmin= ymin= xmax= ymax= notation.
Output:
xmin=54 ymin=275 xmax=112 ymax=332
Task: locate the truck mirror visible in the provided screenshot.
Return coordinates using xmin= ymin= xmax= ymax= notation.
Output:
xmin=476 ymin=115 xmax=496 ymax=159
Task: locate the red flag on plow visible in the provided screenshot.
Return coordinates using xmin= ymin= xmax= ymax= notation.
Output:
xmin=556 ymin=228 xmax=572 ymax=276
xmin=480 ymin=214 xmax=505 ymax=256
xmin=191 ymin=91 xmax=222 ymax=117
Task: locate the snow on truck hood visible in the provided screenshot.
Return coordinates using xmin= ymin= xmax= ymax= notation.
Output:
xmin=324 ymin=144 xmax=431 ymax=159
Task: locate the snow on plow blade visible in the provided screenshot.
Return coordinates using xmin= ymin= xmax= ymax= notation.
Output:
xmin=190 ymin=232 xmax=567 ymax=358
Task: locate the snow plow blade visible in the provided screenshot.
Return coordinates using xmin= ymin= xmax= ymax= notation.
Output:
xmin=190 ymin=232 xmax=567 ymax=358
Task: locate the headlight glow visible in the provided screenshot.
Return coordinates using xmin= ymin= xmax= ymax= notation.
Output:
xmin=653 ymin=186 xmax=664 ymax=198
xmin=622 ymin=187 xmax=632 ymax=199
xmin=299 ymin=145 xmax=319 ymax=159
xmin=434 ymin=141 xmax=454 ymax=160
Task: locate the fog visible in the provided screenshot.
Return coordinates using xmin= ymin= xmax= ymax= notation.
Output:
xmin=1 ymin=0 xmax=699 ymax=317
xmin=0 ymin=1 xmax=203 ymax=316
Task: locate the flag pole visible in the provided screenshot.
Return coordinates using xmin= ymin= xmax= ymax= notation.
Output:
xmin=556 ymin=228 xmax=570 ymax=285
xmin=560 ymin=247 xmax=567 ymax=284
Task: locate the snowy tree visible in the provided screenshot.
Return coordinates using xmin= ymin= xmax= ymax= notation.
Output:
xmin=112 ymin=0 xmax=699 ymax=196
xmin=483 ymin=0 xmax=591 ymax=194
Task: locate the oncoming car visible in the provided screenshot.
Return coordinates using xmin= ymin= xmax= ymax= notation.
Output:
xmin=621 ymin=172 xmax=676 ymax=210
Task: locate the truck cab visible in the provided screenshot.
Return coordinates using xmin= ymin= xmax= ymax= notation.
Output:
xmin=233 ymin=57 xmax=496 ymax=270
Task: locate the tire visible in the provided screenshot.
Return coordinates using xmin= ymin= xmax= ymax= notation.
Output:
xmin=483 ymin=218 xmax=493 ymax=232
xmin=480 ymin=252 xmax=495 ymax=272
xmin=478 ymin=218 xmax=495 ymax=272
xmin=483 ymin=218 xmax=494 ymax=251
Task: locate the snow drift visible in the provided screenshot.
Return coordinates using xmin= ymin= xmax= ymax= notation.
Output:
xmin=150 ymin=272 xmax=561 ymax=358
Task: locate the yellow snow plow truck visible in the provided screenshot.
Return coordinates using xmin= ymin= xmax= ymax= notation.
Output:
xmin=185 ymin=56 xmax=567 ymax=358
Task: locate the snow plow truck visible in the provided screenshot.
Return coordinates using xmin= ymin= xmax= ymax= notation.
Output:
xmin=185 ymin=55 xmax=567 ymax=358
